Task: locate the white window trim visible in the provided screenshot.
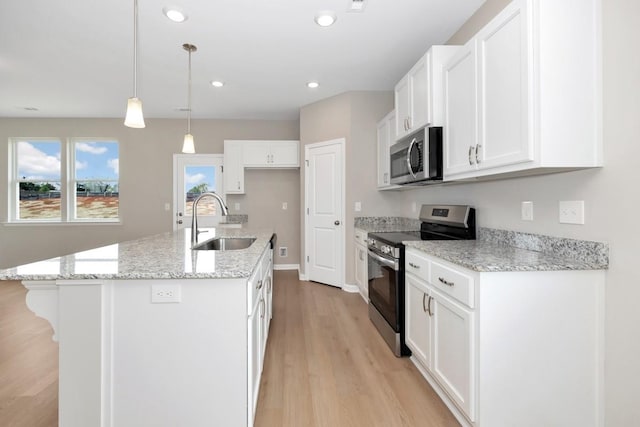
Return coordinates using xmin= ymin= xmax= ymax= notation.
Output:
xmin=7 ymin=137 xmax=121 ymax=224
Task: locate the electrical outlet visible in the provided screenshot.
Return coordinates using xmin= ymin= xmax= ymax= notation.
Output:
xmin=164 ymin=202 xmax=171 ymax=211
xmin=559 ymin=200 xmax=585 ymax=224
xmin=279 ymin=247 xmax=288 ymax=257
xmin=412 ymin=202 xmax=417 ymax=213
xmin=355 ymin=202 xmax=361 ymax=212
xmin=234 ymin=203 xmax=240 ymax=211
xmin=282 ymin=202 xmax=288 ymax=210
xmin=521 ymin=201 xmax=533 ymax=221
xmin=151 ymin=284 xmax=182 ymax=303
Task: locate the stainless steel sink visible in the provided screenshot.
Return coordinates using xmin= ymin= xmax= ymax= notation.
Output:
xmin=193 ymin=237 xmax=256 ymax=251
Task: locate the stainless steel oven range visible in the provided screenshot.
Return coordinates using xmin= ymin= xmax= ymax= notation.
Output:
xmin=367 ymin=204 xmax=476 ymax=357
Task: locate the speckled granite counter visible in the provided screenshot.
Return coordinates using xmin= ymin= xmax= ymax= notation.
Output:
xmin=354 ymin=216 xmax=420 ymax=233
xmin=0 ymin=227 xmax=274 ymax=281
xmin=405 ymin=238 xmax=608 ymax=272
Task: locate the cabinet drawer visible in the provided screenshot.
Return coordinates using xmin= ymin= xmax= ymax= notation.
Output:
xmin=354 ymin=229 xmax=367 ymax=245
xmin=430 ymin=261 xmax=474 ymax=308
xmin=247 ymin=263 xmax=263 ymax=314
xmin=405 ymin=250 xmax=430 ymax=280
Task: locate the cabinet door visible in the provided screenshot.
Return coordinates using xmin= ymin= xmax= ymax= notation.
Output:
xmin=243 ymin=141 xmax=271 ymax=167
xmin=443 ymin=39 xmax=478 ymax=178
xmin=247 ymin=303 xmax=261 ymax=426
xmin=354 ymin=243 xmax=368 ymax=298
xmin=223 ymin=142 xmax=245 ymax=194
xmin=394 ymin=75 xmax=411 ymax=140
xmin=269 ymin=141 xmax=299 ymax=167
xmin=409 ymin=54 xmax=430 ymax=131
xmin=405 ymin=274 xmax=432 ymax=370
xmin=431 ymin=289 xmax=475 ymax=421
xmin=477 ymin=0 xmax=533 ymax=170
xmin=376 ymin=111 xmax=398 ymax=190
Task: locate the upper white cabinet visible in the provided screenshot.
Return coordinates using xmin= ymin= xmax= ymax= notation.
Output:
xmin=243 ymin=140 xmax=299 ymax=168
xmin=224 ymin=141 xmax=245 ymax=194
xmin=443 ymin=0 xmax=602 ymax=181
xmin=376 ymin=110 xmax=400 ymax=190
xmin=395 ymin=46 xmax=460 ymax=140
xmin=224 ymin=140 xmax=299 ymax=194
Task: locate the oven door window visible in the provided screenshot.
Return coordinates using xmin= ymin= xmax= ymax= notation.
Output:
xmin=368 ymin=253 xmax=399 ymax=331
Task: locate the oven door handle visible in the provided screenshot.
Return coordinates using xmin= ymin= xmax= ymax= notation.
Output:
xmin=367 ymin=250 xmax=399 ymax=271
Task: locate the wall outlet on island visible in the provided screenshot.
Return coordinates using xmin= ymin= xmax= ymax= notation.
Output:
xmin=279 ymin=247 xmax=288 ymax=257
xmin=234 ymin=203 xmax=240 ymax=211
xmin=151 ymin=284 xmax=181 ymax=303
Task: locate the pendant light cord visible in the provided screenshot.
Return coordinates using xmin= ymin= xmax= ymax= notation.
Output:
xmin=133 ymin=0 xmax=139 ymax=98
xmin=187 ymin=47 xmax=192 ymax=134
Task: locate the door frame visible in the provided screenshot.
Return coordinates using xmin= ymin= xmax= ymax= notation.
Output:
xmin=303 ymin=138 xmax=346 ymax=289
xmin=172 ymin=154 xmax=225 ymax=231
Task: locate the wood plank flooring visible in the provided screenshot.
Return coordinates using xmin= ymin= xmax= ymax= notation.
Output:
xmin=0 ymin=272 xmax=458 ymax=426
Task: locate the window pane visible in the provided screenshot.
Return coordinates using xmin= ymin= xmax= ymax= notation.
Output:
xmin=74 ymin=141 xmax=119 ymax=220
xmin=76 ymin=181 xmax=119 ymax=219
xmin=184 ymin=166 xmax=217 ymax=216
xmin=16 ymin=140 xmax=61 ymax=220
xmin=18 ymin=181 xmax=61 ymax=219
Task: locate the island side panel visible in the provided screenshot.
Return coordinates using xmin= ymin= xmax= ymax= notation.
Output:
xmin=111 ymin=278 xmax=247 ymax=427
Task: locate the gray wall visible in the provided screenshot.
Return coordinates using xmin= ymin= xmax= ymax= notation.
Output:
xmin=299 ymin=91 xmax=404 ymax=283
xmin=394 ymin=0 xmax=638 ymax=424
xmin=0 ymin=117 xmax=299 ymax=268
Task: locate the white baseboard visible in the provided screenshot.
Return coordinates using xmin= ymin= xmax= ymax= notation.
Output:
xmin=274 ymin=264 xmax=299 ymax=271
xmin=342 ymin=283 xmax=359 ymax=293
xmin=298 ymin=273 xmax=308 ymax=281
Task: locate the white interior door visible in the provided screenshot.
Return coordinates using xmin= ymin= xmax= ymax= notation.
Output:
xmin=173 ymin=154 xmax=224 ymax=231
xmin=305 ymin=139 xmax=344 ymax=288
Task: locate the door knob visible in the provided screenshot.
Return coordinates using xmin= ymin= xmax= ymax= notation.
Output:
xmin=177 ymin=220 xmax=183 ymax=224
xmin=334 ymin=220 xmax=340 ymax=226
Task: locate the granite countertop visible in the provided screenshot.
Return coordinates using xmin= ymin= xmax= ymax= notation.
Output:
xmin=404 ymin=240 xmax=608 ymax=272
xmin=0 ymin=227 xmax=275 ymax=281
xmin=356 ymin=224 xmax=419 ymax=233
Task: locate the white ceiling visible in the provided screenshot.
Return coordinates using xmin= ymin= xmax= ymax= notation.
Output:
xmin=0 ymin=0 xmax=484 ymax=120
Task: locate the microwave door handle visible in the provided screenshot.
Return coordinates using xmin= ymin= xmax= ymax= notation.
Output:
xmin=406 ymin=138 xmax=417 ymax=178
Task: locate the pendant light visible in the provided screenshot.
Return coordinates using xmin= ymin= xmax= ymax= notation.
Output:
xmin=182 ymin=43 xmax=197 ymax=153
xmin=124 ymin=0 xmax=145 ymax=128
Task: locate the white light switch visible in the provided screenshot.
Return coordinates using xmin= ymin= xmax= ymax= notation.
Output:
xmin=164 ymin=203 xmax=171 ymax=211
xmin=559 ymin=200 xmax=585 ymax=224
xmin=355 ymin=202 xmax=362 ymax=212
xmin=521 ymin=201 xmax=533 ymax=221
xmin=282 ymin=202 xmax=287 ymax=210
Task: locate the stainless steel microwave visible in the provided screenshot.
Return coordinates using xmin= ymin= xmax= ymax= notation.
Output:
xmin=389 ymin=127 xmax=443 ymax=185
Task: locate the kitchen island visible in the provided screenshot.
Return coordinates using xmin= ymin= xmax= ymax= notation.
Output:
xmin=0 ymin=227 xmax=275 ymax=427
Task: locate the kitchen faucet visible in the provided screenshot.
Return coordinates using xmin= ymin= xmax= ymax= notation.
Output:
xmin=191 ymin=192 xmax=229 ymax=247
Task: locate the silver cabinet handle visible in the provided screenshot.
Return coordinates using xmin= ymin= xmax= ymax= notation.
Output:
xmin=260 ymin=298 xmax=265 ymax=319
xmin=256 ymin=279 xmax=263 ymax=290
xmin=422 ymin=293 xmax=427 ymax=312
xmin=438 ymin=277 xmax=455 ymax=287
xmin=237 ymin=181 xmax=240 ymax=190
xmin=407 ymin=116 xmax=411 ymax=130
xmin=408 ymin=262 xmax=420 ymax=269
xmin=427 ymin=296 xmax=433 ymax=316
xmin=176 ymin=220 xmax=183 ymax=224
xmin=468 ymin=146 xmax=475 ymax=165
xmin=475 ymin=144 xmax=481 ymax=164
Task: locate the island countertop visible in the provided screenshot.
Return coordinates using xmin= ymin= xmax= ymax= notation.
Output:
xmin=0 ymin=227 xmax=275 ymax=281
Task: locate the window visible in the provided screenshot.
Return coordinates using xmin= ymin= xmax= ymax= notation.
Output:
xmin=9 ymin=138 xmax=120 ymax=223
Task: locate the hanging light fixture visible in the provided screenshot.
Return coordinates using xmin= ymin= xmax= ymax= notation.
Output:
xmin=182 ymin=43 xmax=197 ymax=153
xmin=124 ymin=0 xmax=145 ymax=128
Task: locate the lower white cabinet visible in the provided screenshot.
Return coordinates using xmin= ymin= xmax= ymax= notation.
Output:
xmin=354 ymin=229 xmax=368 ymax=298
xmin=405 ymin=247 xmax=605 ymax=427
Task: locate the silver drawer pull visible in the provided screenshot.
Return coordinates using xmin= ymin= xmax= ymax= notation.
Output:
xmin=408 ymin=262 xmax=420 ymax=269
xmin=438 ymin=277 xmax=455 ymax=287
xmin=256 ymin=280 xmax=263 ymax=290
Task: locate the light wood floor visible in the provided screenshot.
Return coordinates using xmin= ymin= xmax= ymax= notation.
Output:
xmin=0 ymin=272 xmax=458 ymax=427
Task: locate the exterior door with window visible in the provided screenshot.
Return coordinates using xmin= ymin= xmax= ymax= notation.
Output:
xmin=173 ymin=154 xmax=225 ymax=231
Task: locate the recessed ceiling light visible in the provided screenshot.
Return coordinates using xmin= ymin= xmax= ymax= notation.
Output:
xmin=307 ymin=81 xmax=319 ymax=89
xmin=163 ymin=7 xmax=187 ymax=23
xmin=210 ymin=81 xmax=224 ymax=88
xmin=314 ymin=11 xmax=337 ymax=27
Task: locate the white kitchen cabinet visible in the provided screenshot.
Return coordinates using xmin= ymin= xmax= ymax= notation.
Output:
xmin=395 ymin=46 xmax=460 ymax=140
xmin=243 ymin=140 xmax=299 ymax=168
xmin=443 ymin=0 xmax=602 ymax=181
xmin=224 ymin=141 xmax=245 ymax=194
xmin=354 ymin=228 xmax=368 ymax=299
xmin=405 ymin=247 xmax=605 ymax=427
xmin=376 ymin=110 xmax=400 ymax=190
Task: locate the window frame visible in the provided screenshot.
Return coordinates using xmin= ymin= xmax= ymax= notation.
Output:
xmin=8 ymin=137 xmax=121 ymax=224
